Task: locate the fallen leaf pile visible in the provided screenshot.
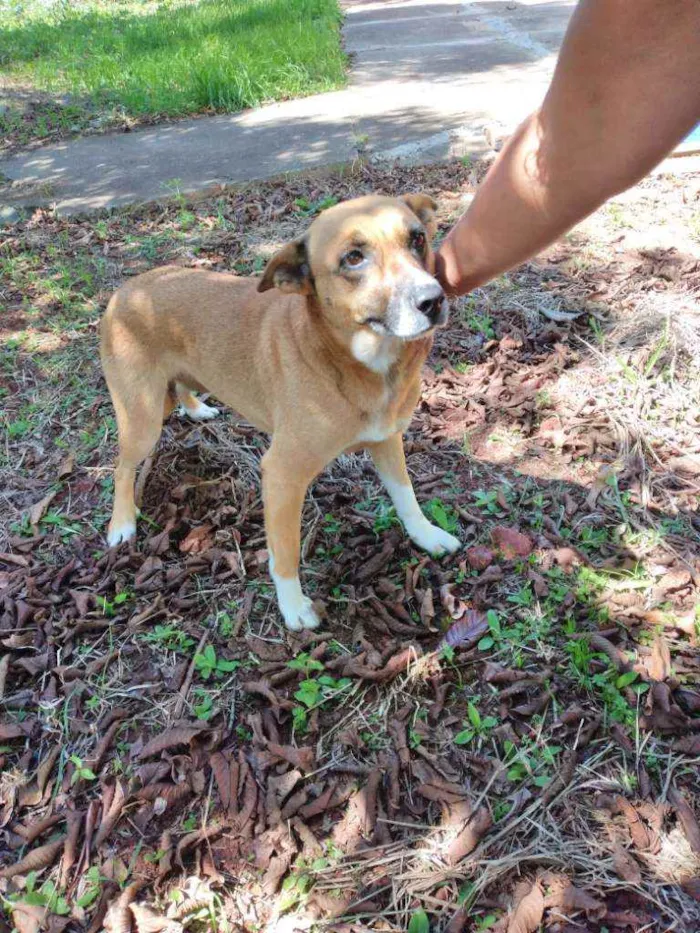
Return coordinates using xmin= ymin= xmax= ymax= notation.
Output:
xmin=1 ymin=161 xmax=699 ymax=930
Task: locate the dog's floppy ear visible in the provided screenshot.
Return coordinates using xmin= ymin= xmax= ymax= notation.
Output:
xmin=257 ymin=238 xmax=313 ymax=294
xmin=400 ymin=193 xmax=438 ymax=238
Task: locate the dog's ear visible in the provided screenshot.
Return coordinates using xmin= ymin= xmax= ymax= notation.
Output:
xmin=257 ymin=238 xmax=313 ymax=294
xmin=400 ymin=193 xmax=438 ymax=238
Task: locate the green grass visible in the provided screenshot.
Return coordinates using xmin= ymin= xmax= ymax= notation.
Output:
xmin=0 ymin=0 xmax=346 ymax=117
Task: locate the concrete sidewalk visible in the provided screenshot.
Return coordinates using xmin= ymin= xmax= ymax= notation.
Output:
xmin=0 ymin=0 xmax=574 ymax=217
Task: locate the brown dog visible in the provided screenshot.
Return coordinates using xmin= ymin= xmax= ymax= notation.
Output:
xmin=101 ymin=194 xmax=460 ymax=630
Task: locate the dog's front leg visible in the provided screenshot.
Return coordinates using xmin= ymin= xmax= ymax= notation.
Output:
xmin=262 ymin=443 xmax=323 ymax=631
xmin=369 ymin=433 xmax=461 ymax=556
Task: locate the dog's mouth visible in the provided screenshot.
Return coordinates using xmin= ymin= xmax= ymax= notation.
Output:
xmin=363 ymin=298 xmax=448 ymax=340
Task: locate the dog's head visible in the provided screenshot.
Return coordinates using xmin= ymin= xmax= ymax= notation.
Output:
xmin=258 ymin=194 xmax=447 ymax=342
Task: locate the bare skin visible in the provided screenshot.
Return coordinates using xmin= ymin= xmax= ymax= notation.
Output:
xmin=436 ymin=0 xmax=700 ymax=296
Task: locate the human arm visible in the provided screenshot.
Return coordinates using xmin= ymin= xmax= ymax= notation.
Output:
xmin=435 ymin=0 xmax=700 ymax=296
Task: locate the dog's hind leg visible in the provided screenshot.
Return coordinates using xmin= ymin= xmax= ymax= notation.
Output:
xmin=106 ymin=375 xmax=167 ymax=547
xmin=175 ymin=383 xmax=220 ymax=421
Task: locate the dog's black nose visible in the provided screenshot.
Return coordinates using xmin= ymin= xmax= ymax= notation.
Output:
xmin=414 ymin=281 xmax=445 ymax=321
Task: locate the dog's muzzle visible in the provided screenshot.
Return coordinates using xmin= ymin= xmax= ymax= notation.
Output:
xmin=386 ymin=278 xmax=448 ymax=339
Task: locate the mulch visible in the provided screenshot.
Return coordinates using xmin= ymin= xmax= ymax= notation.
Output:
xmin=1 ymin=160 xmax=699 ymax=932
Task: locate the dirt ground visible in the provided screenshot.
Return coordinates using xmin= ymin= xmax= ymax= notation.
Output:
xmin=1 ymin=160 xmax=699 ymax=933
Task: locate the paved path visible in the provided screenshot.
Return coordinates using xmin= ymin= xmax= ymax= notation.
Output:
xmin=0 ymin=0 xmax=574 ymax=217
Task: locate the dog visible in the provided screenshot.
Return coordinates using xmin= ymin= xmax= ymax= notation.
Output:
xmin=100 ymin=193 xmax=461 ymax=631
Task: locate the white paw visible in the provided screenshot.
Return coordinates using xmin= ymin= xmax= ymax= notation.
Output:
xmin=179 ymin=399 xmax=220 ymax=421
xmin=107 ymin=520 xmax=136 ymax=547
xmin=272 ymin=571 xmax=321 ymax=631
xmin=409 ymin=520 xmax=461 ymax=557
xmin=282 ymin=594 xmax=321 ymax=632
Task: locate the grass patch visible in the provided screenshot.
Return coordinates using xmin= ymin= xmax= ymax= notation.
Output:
xmin=0 ymin=0 xmax=346 ymax=146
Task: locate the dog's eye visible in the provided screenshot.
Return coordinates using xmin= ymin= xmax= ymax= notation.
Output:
xmin=411 ymin=231 xmax=426 ymax=252
xmin=343 ymin=249 xmax=365 ymax=268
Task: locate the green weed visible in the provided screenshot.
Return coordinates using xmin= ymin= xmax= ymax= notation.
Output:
xmin=425 ymin=498 xmax=459 ymax=534
xmin=454 ymin=701 xmax=499 ymax=747
xmin=193 ymin=645 xmax=240 ymax=681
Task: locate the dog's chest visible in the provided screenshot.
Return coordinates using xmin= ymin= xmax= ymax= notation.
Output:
xmin=354 ymin=388 xmax=413 ymax=444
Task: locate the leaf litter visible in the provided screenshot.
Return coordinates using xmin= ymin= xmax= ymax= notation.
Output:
xmin=0 ymin=159 xmax=699 ymax=930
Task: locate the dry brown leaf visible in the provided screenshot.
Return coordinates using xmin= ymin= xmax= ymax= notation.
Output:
xmin=492 ymin=526 xmax=533 ymax=559
xmin=442 ymin=799 xmax=492 ymax=865
xmin=130 ymin=904 xmax=182 ymax=933
xmin=0 ymin=654 xmax=10 ymax=699
xmin=440 ymin=611 xmax=489 ymax=650
xmin=10 ymin=902 xmax=46 ymax=933
xmin=138 ymin=725 xmax=206 ymax=759
xmin=95 ymin=780 xmax=127 ymax=849
xmin=209 ymin=752 xmax=231 ymax=810
xmin=674 ymin=736 xmax=700 ymax=755
xmin=668 ymin=786 xmax=700 ymax=853
xmin=57 ymin=452 xmax=76 ymax=479
xmin=135 ymin=782 xmax=191 ymax=807
xmin=483 ymin=662 xmax=528 ymax=684
xmin=615 ymin=796 xmax=653 ymax=851
xmin=445 ymin=907 xmax=469 ymax=933
xmin=544 ymin=877 xmax=605 ymax=919
xmin=28 ymin=491 xmax=57 ymax=527
xmin=267 ymin=742 xmax=315 ymax=773
xmin=104 ymin=882 xmax=145 ymax=933
xmin=0 ymin=837 xmax=65 ymax=879
xmin=420 ymin=587 xmax=435 ymax=626
xmin=179 ymin=524 xmax=214 ymax=554
xmin=682 ymin=877 xmax=700 ymax=902
xmin=0 ymin=721 xmax=27 ymax=742
xmin=507 ymin=879 xmax=544 ymax=933
xmin=611 ymin=843 xmax=642 ymax=884
xmin=646 ymin=636 xmax=671 ymax=682
xmin=465 ymin=546 xmax=494 ymax=570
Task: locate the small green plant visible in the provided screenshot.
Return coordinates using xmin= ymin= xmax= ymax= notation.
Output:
xmin=5 ymin=872 xmax=71 ymax=917
xmin=294 ymin=195 xmax=339 ymax=216
xmin=578 ymin=524 xmax=610 ymax=554
xmin=454 ymin=701 xmax=499 ymax=746
xmin=473 ymin=489 xmax=500 ymax=514
xmin=291 ymin=671 xmax=351 ymax=734
xmin=5 ymin=417 xmax=32 ymax=439
xmin=288 ymin=652 xmax=325 ymax=676
xmin=460 ymin=299 xmax=496 ymax=339
xmin=40 ymin=510 xmax=82 ymax=538
xmin=96 ymin=590 xmax=130 ymax=618
xmin=143 ymin=624 xmax=196 ymax=654
xmin=475 ymin=914 xmax=499 ymax=931
xmin=357 ymin=496 xmax=399 ymax=534
xmin=278 ymin=870 xmax=313 ymax=913
xmin=75 ymin=866 xmax=104 ymax=909
xmin=193 ymin=688 xmax=214 ymax=721
xmin=69 ymin=755 xmax=97 ymax=786
xmin=323 ymin=513 xmax=342 ymax=535
xmin=507 ymin=583 xmax=534 ymax=608
xmin=503 ymin=738 xmax=561 ymax=788
xmin=425 ymin=498 xmax=459 ymax=534
xmin=477 ymin=609 xmax=502 ymax=651
xmin=194 ymin=645 xmax=240 ymax=681
xmin=182 ymin=813 xmax=198 ymax=832
xmin=408 ymin=909 xmax=430 ymax=933
xmin=217 ymin=612 xmax=235 ymax=637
